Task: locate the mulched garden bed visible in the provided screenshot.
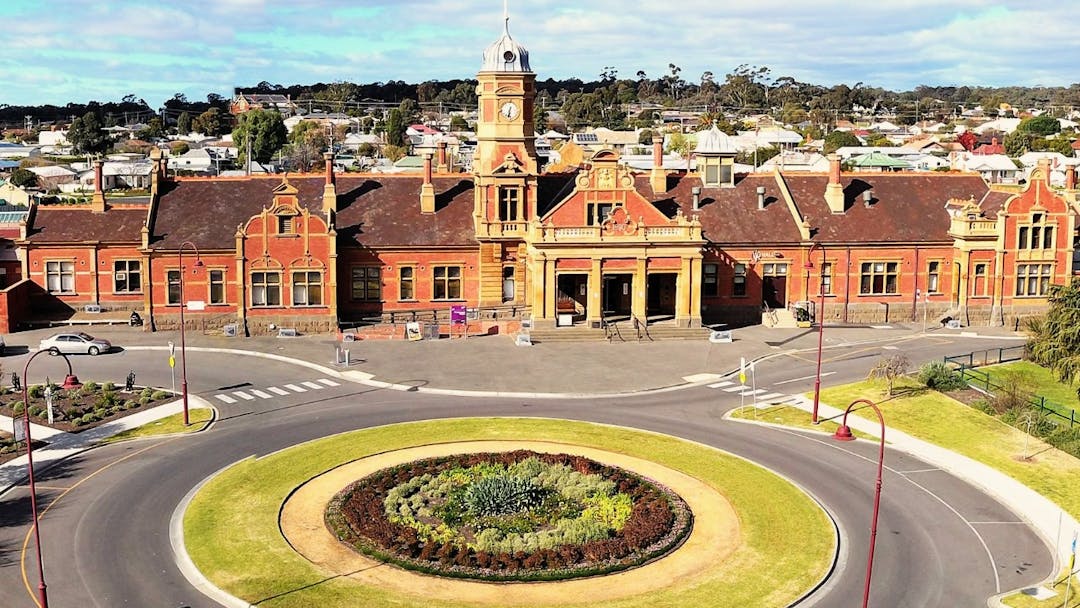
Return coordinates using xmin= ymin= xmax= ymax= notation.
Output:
xmin=0 ymin=381 xmax=173 ymax=434
xmin=0 ymin=430 xmax=47 ymax=465
xmin=326 ymin=449 xmax=693 ymax=582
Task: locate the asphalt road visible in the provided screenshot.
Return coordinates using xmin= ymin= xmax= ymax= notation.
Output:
xmin=0 ymin=334 xmax=1055 ymax=607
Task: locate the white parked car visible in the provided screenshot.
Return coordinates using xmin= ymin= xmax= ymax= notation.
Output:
xmin=39 ymin=332 xmax=112 ymax=356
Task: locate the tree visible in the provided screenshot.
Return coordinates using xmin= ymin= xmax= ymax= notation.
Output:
xmin=385 ymin=109 xmax=406 ymax=147
xmin=382 ymin=144 xmax=407 ymax=162
xmin=232 ymin=109 xmax=287 ymax=165
xmin=638 ymin=128 xmax=656 ymax=145
xmin=449 ymin=115 xmax=469 ymax=131
xmin=823 ymin=130 xmax=860 ymax=154
xmin=68 ymin=111 xmax=111 ymax=155
xmin=666 ymin=132 xmax=692 ymax=157
xmin=177 ymin=111 xmax=192 ymax=135
xmin=9 ymin=168 xmax=36 ymax=188
xmin=1003 ymin=131 xmax=1033 ymax=157
xmin=136 ymin=117 xmax=165 ymax=141
xmin=357 ymin=143 xmax=377 ymax=158
xmin=1027 ymin=283 xmax=1080 ymax=401
xmin=866 ymin=353 xmax=909 ymax=397
xmin=957 ymin=130 xmax=978 ymax=152
xmin=169 ymin=141 xmax=190 ymax=156
xmin=193 ymin=107 xmax=225 ymax=137
xmin=1017 ymin=115 xmax=1060 ymax=136
xmin=284 ymin=119 xmax=328 ymax=171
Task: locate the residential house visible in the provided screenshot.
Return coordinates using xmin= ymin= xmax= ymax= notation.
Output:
xmin=0 ymin=182 xmax=34 ymax=207
xmin=230 ymin=93 xmax=298 ymax=116
xmin=28 ymin=165 xmax=78 ymax=191
xmin=758 ymin=151 xmax=829 ymax=172
xmin=953 ymin=153 xmax=1021 ymax=184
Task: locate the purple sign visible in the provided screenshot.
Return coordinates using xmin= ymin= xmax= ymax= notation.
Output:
xmin=450 ymin=304 xmax=467 ymax=325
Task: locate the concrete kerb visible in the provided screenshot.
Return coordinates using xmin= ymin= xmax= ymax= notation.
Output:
xmin=732 ymin=396 xmax=1072 ymax=603
xmin=171 ymin=460 xmax=256 ymax=608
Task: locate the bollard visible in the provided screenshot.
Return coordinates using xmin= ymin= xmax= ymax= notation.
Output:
xmin=344 ymin=349 xmax=350 ymax=366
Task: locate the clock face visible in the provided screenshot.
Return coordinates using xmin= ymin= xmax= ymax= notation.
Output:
xmin=500 ymin=101 xmax=519 ymax=120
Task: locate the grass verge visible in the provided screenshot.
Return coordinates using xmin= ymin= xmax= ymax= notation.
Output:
xmin=729 ymin=405 xmax=873 ymax=439
xmin=1001 ymin=571 xmax=1080 ymax=607
xmin=983 ymin=361 xmax=1079 ymax=411
xmin=102 ymin=407 xmax=213 ymax=443
xmin=184 ymin=418 xmax=835 ymax=608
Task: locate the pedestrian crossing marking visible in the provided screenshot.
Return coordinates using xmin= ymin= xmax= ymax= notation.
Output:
xmin=214 ymin=394 xmax=237 ymax=404
xmin=232 ymin=391 xmax=255 ymax=400
xmin=739 ymin=388 xmax=766 ymax=396
xmin=284 ymin=383 xmax=307 ymax=392
xmin=722 ymin=385 xmax=748 ymax=393
xmin=301 ymin=381 xmax=325 ymax=390
xmin=708 ymin=381 xmax=734 ymax=388
xmin=267 ymin=386 xmax=289 ymax=396
xmin=758 ymin=392 xmax=785 ymax=401
xmin=318 ymin=378 xmax=340 ymax=386
xmin=250 ymin=389 xmax=273 ymax=399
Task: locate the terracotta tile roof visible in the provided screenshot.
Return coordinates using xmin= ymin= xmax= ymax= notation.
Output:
xmin=790 ymin=173 xmax=991 ymax=243
xmin=25 ymin=205 xmax=146 ymax=243
xmin=334 ymin=176 xmax=476 ymax=248
xmin=153 ymin=175 xmax=478 ymax=250
xmin=634 ymin=173 xmax=805 ymax=244
xmin=979 ymin=190 xmax=1012 ymax=219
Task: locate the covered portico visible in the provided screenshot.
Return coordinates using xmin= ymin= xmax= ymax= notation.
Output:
xmin=525 ymin=215 xmax=705 ymax=328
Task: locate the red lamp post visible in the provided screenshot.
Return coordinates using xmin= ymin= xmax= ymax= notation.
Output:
xmin=833 ymin=398 xmax=887 ymax=608
xmin=804 ymin=241 xmax=827 ymax=423
xmin=21 ymin=349 xmax=81 ymax=608
xmin=177 ymin=241 xmax=203 ymax=426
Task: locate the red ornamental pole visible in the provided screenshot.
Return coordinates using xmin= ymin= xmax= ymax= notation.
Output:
xmin=833 ymin=398 xmax=886 ymax=608
xmin=808 ymin=242 xmax=827 ymax=424
xmin=178 ymin=241 xmax=202 ymax=426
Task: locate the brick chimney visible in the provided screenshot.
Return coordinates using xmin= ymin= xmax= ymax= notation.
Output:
xmin=650 ymin=134 xmax=666 ymax=193
xmin=1067 ymin=164 xmax=1076 ymax=190
xmin=824 ymin=153 xmax=844 ymax=214
xmin=322 ymin=152 xmax=337 ymax=213
xmin=90 ymin=159 xmax=107 ymax=213
xmin=420 ymin=153 xmax=435 ymax=214
xmin=436 ymin=140 xmax=448 ymax=173
xmin=149 ymin=147 xmax=164 ymax=195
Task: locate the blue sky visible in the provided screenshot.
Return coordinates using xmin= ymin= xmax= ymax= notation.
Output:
xmin=1 ymin=0 xmax=1077 ymax=108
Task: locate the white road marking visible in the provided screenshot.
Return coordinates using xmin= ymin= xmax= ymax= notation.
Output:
xmin=758 ymin=392 xmax=785 ymax=401
xmin=722 ymin=385 xmax=748 ymax=393
xmin=232 ymin=391 xmax=255 ymax=401
xmin=774 ymin=371 xmax=836 ymax=385
xmin=284 ymin=384 xmax=307 ymax=392
xmin=708 ymin=381 xmax=734 ymax=388
xmin=318 ymin=378 xmax=340 ymax=386
xmin=871 ymin=325 xmax=893 ymax=329
xmin=250 ymin=389 xmax=273 ymax=399
xmin=267 ymin=386 xmax=289 ymax=396
xmin=739 ymin=388 xmax=766 ymax=396
xmin=301 ymin=381 xmax=325 ymax=390
xmin=214 ymin=394 xmax=237 ymax=404
xmin=882 ymin=345 xmax=899 ymax=350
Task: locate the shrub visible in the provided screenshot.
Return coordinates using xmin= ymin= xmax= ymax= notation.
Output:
xmin=80 ymin=413 xmax=96 ymax=425
xmin=72 ymin=417 xmax=87 ymax=427
xmin=28 ymin=385 xmax=44 ymax=399
xmin=28 ymin=406 xmax=43 ymax=417
xmin=150 ymin=391 xmax=170 ymax=401
xmin=123 ymin=399 xmax=138 ymax=410
xmin=970 ymin=399 xmax=997 ymax=416
xmin=93 ymin=408 xmax=108 ymax=419
xmin=139 ymin=396 xmax=151 ymax=405
xmin=465 ymin=476 xmax=546 ymax=517
xmin=918 ymin=361 xmax=967 ymax=391
xmin=140 ymin=388 xmax=154 ymax=400
xmin=82 ymin=381 xmax=99 ymax=393
xmin=102 ymin=382 xmax=116 ymax=392
xmin=11 ymin=401 xmax=24 ymax=414
xmin=96 ymin=391 xmax=119 ymax=409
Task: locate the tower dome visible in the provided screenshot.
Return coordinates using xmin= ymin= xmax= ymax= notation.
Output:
xmin=695 ymin=124 xmax=736 ymax=155
xmin=481 ymin=5 xmax=530 ymax=72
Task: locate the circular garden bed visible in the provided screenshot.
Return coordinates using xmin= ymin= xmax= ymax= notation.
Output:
xmin=327 ymin=449 xmax=693 ymax=581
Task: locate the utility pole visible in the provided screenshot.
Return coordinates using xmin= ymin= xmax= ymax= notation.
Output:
xmin=246 ymin=131 xmax=252 ymax=176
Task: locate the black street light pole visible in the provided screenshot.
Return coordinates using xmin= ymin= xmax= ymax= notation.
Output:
xmin=177 ymin=241 xmax=203 ymax=426
xmin=804 ymin=241 xmax=827 ymax=423
xmin=833 ymin=398 xmax=887 ymax=608
xmin=21 ymin=350 xmax=82 ymax=608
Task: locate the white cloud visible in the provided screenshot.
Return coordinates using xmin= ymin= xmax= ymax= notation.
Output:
xmin=3 ymin=0 xmax=1079 ymax=106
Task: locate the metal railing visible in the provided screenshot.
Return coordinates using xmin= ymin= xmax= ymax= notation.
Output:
xmin=632 ymin=316 xmax=652 ymax=342
xmin=601 ymin=318 xmax=625 ymax=343
xmin=944 ymin=346 xmax=1079 ymax=428
xmin=340 ymin=304 xmax=528 ymax=328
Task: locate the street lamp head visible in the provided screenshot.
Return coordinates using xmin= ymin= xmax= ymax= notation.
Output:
xmin=803 ymin=260 xmax=815 ymax=270
xmin=833 ymin=424 xmax=856 ymax=441
xmin=193 ymin=258 xmax=205 ymax=269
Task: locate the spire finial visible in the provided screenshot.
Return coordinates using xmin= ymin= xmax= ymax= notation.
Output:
xmin=503 ymin=0 xmax=510 ymax=34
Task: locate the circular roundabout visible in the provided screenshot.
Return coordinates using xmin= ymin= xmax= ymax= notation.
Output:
xmin=182 ymin=418 xmax=837 ymax=608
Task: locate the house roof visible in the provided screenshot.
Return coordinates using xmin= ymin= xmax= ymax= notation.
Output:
xmin=849 ymin=151 xmax=912 ymax=169
xmin=151 ymin=175 xmax=478 ymax=251
xmin=793 ymin=173 xmax=992 ymax=243
xmin=25 ymin=205 xmax=146 ymax=243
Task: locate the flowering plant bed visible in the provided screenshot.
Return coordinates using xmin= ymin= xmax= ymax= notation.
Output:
xmin=0 ymin=381 xmax=173 ymax=434
xmin=326 ymin=449 xmax=693 ymax=582
xmin=0 ymin=431 xmax=47 ymax=465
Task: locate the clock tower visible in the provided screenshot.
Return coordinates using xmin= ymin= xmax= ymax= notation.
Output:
xmin=472 ymin=6 xmax=538 ymax=305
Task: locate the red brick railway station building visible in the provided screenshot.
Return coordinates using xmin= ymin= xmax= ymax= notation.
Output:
xmin=4 ymin=17 xmax=1079 ymax=337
